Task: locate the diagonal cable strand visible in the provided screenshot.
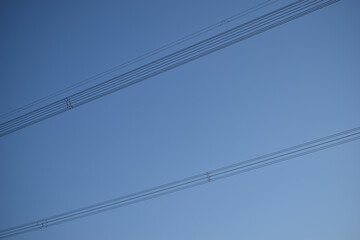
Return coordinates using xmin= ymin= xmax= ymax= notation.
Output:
xmin=0 ymin=0 xmax=313 ymax=132
xmin=0 ymin=0 xmax=281 ymax=121
xmin=0 ymin=0 xmax=340 ymax=137
xmin=0 ymin=0 xmax=315 ymax=133
xmin=0 ymin=0 xmax=334 ymax=131
xmin=65 ymin=0 xmax=319 ymax=104
xmin=0 ymin=126 xmax=359 ymax=238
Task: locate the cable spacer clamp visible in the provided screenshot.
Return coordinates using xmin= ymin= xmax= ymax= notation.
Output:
xmin=38 ymin=219 xmax=48 ymax=229
xmin=206 ymin=172 xmax=212 ymax=182
xmin=64 ymin=97 xmax=73 ymax=109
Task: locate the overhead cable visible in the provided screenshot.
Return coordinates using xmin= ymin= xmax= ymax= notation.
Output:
xmin=0 ymin=0 xmax=281 ymax=121
xmin=0 ymin=0 xmax=340 ymax=137
xmin=0 ymin=126 xmax=359 ymax=238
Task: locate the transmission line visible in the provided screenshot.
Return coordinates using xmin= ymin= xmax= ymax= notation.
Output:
xmin=0 ymin=126 xmax=359 ymax=239
xmin=0 ymin=0 xmax=340 ymax=137
xmin=0 ymin=0 xmax=281 ymax=121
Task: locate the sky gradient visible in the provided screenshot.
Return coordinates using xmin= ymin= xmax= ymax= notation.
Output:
xmin=0 ymin=0 xmax=359 ymax=239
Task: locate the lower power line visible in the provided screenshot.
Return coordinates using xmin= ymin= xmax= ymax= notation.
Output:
xmin=0 ymin=126 xmax=359 ymax=239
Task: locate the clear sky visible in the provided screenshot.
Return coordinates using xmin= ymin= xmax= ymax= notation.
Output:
xmin=0 ymin=0 xmax=359 ymax=239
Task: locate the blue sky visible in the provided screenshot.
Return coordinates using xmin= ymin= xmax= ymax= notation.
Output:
xmin=0 ymin=0 xmax=359 ymax=239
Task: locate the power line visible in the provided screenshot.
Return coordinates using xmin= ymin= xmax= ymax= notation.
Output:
xmin=0 ymin=0 xmax=337 ymax=133
xmin=1 ymin=126 xmax=359 ymax=239
xmin=0 ymin=0 xmax=340 ymax=137
xmin=0 ymin=0 xmax=281 ymax=121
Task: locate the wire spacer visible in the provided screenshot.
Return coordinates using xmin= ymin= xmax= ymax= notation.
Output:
xmin=64 ymin=97 xmax=73 ymax=109
xmin=38 ymin=219 xmax=48 ymax=229
xmin=206 ymin=172 xmax=212 ymax=182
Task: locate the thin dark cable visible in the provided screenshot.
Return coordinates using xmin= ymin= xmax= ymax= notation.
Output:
xmin=0 ymin=0 xmax=303 ymax=132
xmin=0 ymin=0 xmax=281 ymax=121
xmin=0 ymin=0 xmax=311 ymax=131
xmin=67 ymin=0 xmax=315 ymax=102
xmin=0 ymin=126 xmax=358 ymax=238
xmin=0 ymin=0 xmax=314 ymax=132
xmin=2 ymin=129 xmax=356 ymax=236
xmin=0 ymin=0 xmax=338 ymax=137
xmin=36 ymin=131 xmax=360 ymax=225
xmin=0 ymin=0 xmax=328 ymax=132
xmin=211 ymin=132 xmax=360 ymax=178
xmin=4 ymin=124 xmax=357 ymax=237
xmin=212 ymin=135 xmax=360 ymax=182
xmin=65 ymin=0 xmax=315 ymax=101
xmin=66 ymin=0 xmax=322 ymax=104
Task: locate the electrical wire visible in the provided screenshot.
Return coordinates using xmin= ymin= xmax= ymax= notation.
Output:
xmin=0 ymin=126 xmax=359 ymax=239
xmin=0 ymin=0 xmax=281 ymax=121
xmin=0 ymin=0 xmax=340 ymax=137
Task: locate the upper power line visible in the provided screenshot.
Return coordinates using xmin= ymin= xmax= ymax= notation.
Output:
xmin=1 ymin=126 xmax=359 ymax=238
xmin=0 ymin=0 xmax=281 ymax=121
xmin=0 ymin=0 xmax=340 ymax=137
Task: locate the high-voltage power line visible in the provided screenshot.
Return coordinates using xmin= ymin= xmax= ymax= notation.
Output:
xmin=0 ymin=126 xmax=358 ymax=239
xmin=0 ymin=0 xmax=339 ymax=137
